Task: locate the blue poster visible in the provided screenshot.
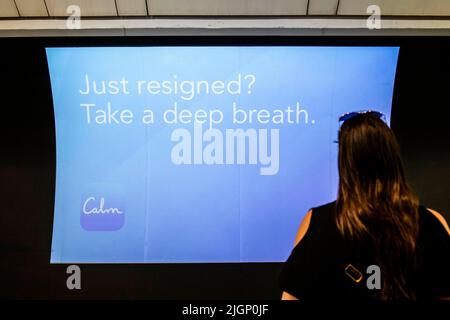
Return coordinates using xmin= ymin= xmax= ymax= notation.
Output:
xmin=46 ymin=46 xmax=399 ymax=263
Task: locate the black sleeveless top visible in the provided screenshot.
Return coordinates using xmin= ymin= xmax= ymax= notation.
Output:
xmin=278 ymin=201 xmax=450 ymax=300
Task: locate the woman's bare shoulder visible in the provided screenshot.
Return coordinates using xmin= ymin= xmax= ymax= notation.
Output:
xmin=293 ymin=210 xmax=313 ymax=247
xmin=426 ymin=208 xmax=450 ymax=235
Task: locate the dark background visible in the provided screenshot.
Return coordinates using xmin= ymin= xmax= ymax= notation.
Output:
xmin=0 ymin=37 xmax=449 ymax=299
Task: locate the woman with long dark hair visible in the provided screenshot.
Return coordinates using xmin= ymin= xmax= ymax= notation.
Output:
xmin=279 ymin=111 xmax=449 ymax=300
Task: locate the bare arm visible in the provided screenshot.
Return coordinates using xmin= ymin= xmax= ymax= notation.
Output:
xmin=427 ymin=208 xmax=450 ymax=300
xmin=281 ymin=291 xmax=299 ymax=300
xmin=281 ymin=210 xmax=313 ymax=300
xmin=427 ymin=208 xmax=450 ymax=235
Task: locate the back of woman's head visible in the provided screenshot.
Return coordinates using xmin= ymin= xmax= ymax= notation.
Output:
xmin=336 ymin=113 xmax=419 ymax=300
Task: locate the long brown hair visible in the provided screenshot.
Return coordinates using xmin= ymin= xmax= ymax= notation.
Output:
xmin=336 ymin=113 xmax=419 ymax=300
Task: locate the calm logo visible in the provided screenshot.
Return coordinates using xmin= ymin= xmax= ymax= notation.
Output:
xmin=80 ymin=188 xmax=125 ymax=231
